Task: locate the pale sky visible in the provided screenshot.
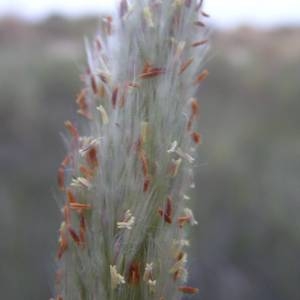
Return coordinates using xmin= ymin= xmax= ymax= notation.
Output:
xmin=1 ymin=0 xmax=300 ymax=27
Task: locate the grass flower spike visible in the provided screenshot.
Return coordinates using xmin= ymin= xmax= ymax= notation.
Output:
xmin=53 ymin=0 xmax=209 ymax=299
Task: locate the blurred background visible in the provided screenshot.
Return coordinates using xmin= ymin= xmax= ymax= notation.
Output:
xmin=0 ymin=1 xmax=299 ymax=299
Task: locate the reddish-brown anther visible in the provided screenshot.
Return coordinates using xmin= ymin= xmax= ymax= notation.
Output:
xmin=187 ymin=99 xmax=199 ymax=131
xmin=164 ymin=214 xmax=172 ymax=224
xmin=91 ymin=75 xmax=98 ymax=94
xmin=191 ymin=39 xmax=208 ymax=47
xmin=143 ymin=177 xmax=150 ymax=193
xmin=191 ymin=99 xmax=199 ymax=116
xmin=194 ymin=69 xmax=209 ymax=84
xmin=139 ymin=148 xmax=151 ymax=192
xmin=178 ymin=286 xmax=199 ymax=294
xmin=68 ymin=226 xmax=81 ymax=246
xmin=179 ymin=58 xmax=193 ymax=75
xmin=57 ymin=167 xmax=65 ymax=191
xmin=79 ymin=214 xmax=86 ymax=245
xmin=140 ymin=63 xmax=165 ymax=79
xmin=166 ymin=196 xmax=173 ymax=218
xmin=112 ymin=86 xmax=118 ymax=109
xmin=80 ymin=214 xmax=86 ymax=231
xmin=69 ymin=202 xmax=91 ymax=214
xmin=140 ymin=68 xmax=165 ymax=78
xmin=128 ymin=262 xmax=141 ymax=285
xmin=191 ymin=131 xmax=202 ymax=144
xmin=76 ymin=89 xmax=92 ymax=120
xmin=86 ymin=147 xmax=98 ymax=168
xmin=76 ymin=89 xmax=87 ymax=109
xmin=66 ymin=189 xmax=76 ymax=204
xmin=158 ymin=196 xmax=173 ymax=224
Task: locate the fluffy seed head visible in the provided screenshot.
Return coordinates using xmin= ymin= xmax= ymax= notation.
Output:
xmin=53 ymin=0 xmax=209 ymax=299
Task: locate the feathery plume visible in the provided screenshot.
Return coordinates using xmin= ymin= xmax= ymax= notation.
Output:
xmin=53 ymin=0 xmax=209 ymax=299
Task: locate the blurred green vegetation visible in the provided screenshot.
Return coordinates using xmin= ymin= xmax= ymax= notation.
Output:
xmin=0 ymin=17 xmax=299 ymax=300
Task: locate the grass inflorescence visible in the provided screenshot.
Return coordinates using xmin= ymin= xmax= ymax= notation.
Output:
xmin=53 ymin=1 xmax=209 ymax=299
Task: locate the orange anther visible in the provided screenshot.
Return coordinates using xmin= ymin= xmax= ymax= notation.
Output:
xmin=194 ymin=69 xmax=209 ymax=84
xmin=191 ymin=131 xmax=202 ymax=144
xmin=179 ymin=58 xmax=193 ymax=75
xmin=178 ymin=286 xmax=199 ymax=294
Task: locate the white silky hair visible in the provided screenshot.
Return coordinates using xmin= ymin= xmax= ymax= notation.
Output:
xmin=54 ymin=1 xmax=208 ymax=299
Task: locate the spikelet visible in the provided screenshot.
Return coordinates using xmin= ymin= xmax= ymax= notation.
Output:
xmin=53 ymin=0 xmax=208 ymax=299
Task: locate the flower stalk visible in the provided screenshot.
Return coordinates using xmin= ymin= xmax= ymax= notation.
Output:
xmin=53 ymin=0 xmax=209 ymax=299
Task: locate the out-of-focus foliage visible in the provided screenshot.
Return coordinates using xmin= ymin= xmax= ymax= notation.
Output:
xmin=0 ymin=17 xmax=299 ymax=300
